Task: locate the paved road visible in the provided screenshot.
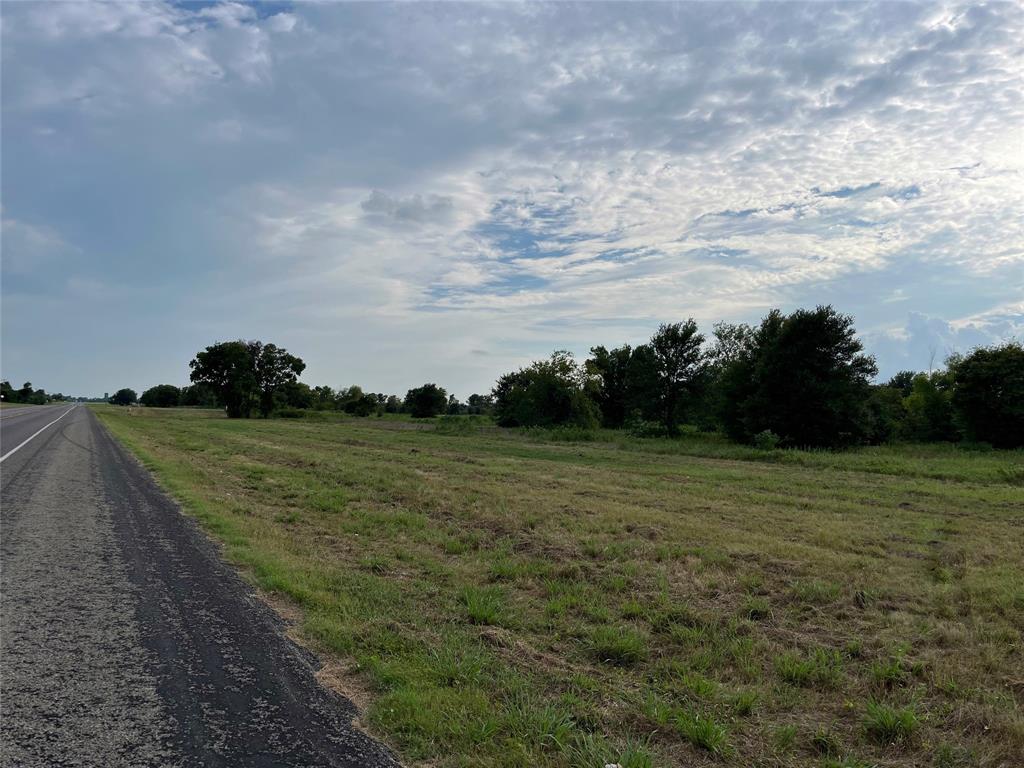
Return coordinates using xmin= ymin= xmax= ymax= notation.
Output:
xmin=1 ymin=405 xmax=397 ymax=767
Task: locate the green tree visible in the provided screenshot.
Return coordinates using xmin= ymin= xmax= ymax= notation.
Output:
xmin=492 ymin=351 xmax=599 ymax=429
xmin=585 ymin=345 xmax=634 ymax=428
xmin=902 ymin=371 xmax=956 ymax=442
xmin=180 ymin=383 xmax=219 ymax=407
xmin=885 ymin=370 xmax=917 ymax=398
xmin=18 ymin=382 xmax=34 ymax=402
xmin=190 ymin=341 xmax=257 ymax=417
xmin=465 ymin=393 xmax=493 ymax=415
xmin=252 ymin=342 xmax=305 ymax=418
xmin=140 ymin=384 xmax=181 ymax=408
xmin=110 ymin=388 xmax=138 ymax=406
xmin=950 ymin=342 xmax=1024 ymax=448
xmin=405 ymin=383 xmax=448 ymax=418
xmin=650 ymin=320 xmax=707 ymax=435
xmin=864 ymin=385 xmax=906 ymax=444
xmin=277 ymin=381 xmax=315 ymax=410
xmin=719 ymin=306 xmax=877 ymax=447
xmin=1 ymin=380 xmax=17 ymax=402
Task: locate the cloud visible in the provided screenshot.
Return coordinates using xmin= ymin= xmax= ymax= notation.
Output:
xmin=2 ymin=1 xmax=1022 ymax=395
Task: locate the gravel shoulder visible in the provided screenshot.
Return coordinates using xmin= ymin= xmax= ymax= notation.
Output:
xmin=1 ymin=407 xmax=397 ymax=768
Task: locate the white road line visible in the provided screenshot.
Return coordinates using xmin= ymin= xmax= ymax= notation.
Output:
xmin=0 ymin=405 xmax=77 ymax=463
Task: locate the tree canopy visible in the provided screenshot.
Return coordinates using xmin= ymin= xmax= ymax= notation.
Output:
xmin=189 ymin=340 xmax=304 ymax=418
xmin=140 ymin=384 xmax=181 ymax=408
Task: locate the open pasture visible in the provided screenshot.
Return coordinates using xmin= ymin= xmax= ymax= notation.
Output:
xmin=94 ymin=406 xmax=1024 ymax=768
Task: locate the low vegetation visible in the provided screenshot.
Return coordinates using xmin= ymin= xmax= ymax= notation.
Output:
xmin=95 ymin=405 xmax=1024 ymax=767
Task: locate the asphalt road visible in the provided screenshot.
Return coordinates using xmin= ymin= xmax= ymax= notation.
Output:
xmin=1 ymin=405 xmax=398 ymax=767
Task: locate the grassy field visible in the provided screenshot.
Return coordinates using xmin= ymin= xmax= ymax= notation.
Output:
xmin=94 ymin=405 xmax=1023 ymax=768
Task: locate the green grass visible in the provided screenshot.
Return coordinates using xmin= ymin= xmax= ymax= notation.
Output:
xmin=863 ymin=701 xmax=919 ymax=744
xmin=93 ymin=405 xmax=1024 ymax=767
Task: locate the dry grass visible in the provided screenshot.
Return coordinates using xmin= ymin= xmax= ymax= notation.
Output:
xmin=95 ymin=405 xmax=1024 ymax=767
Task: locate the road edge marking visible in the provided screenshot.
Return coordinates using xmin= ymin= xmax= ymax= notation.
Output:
xmin=0 ymin=405 xmax=77 ymax=463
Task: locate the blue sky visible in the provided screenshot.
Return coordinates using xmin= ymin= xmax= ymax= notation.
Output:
xmin=2 ymin=1 xmax=1022 ymax=398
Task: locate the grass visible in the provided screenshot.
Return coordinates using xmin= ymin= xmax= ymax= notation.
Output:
xmin=93 ymin=405 xmax=1024 ymax=767
xmin=863 ymin=700 xmax=919 ymax=744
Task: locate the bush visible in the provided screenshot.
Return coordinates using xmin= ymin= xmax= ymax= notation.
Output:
xmin=753 ymin=430 xmax=780 ymax=450
xmin=493 ymin=351 xmax=600 ymax=429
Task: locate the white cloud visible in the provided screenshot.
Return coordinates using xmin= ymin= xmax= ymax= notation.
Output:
xmin=2 ymin=1 xmax=1022 ymax=394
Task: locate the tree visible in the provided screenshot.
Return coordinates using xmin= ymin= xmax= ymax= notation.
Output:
xmin=110 ymin=388 xmax=138 ymax=406
xmin=492 ymin=351 xmax=599 ymax=429
xmin=277 ymin=381 xmax=314 ymax=410
xmin=885 ymin=370 xmax=917 ymax=398
xmin=312 ymin=386 xmax=338 ymax=410
xmin=384 ymin=395 xmax=403 ymax=413
xmin=18 ymin=382 xmax=34 ymax=402
xmin=446 ymin=394 xmax=464 ymax=415
xmin=140 ymin=384 xmax=181 ymax=408
xmin=465 ymin=393 xmax=493 ymax=415
xmin=189 ymin=340 xmax=304 ymax=418
xmin=586 ymin=345 xmax=634 ymax=428
xmin=650 ymin=320 xmax=707 ymax=435
xmin=405 ymin=383 xmax=448 ymax=418
xmin=252 ymin=342 xmax=305 ymax=418
xmin=902 ymin=371 xmax=955 ymax=442
xmin=190 ymin=341 xmax=257 ymax=417
xmin=180 ymin=383 xmax=219 ymax=408
xmin=864 ymin=385 xmax=906 ymax=444
xmin=1 ymin=380 xmax=16 ymax=402
xmin=719 ymin=306 xmax=877 ymax=447
xmin=950 ymin=342 xmax=1024 ymax=448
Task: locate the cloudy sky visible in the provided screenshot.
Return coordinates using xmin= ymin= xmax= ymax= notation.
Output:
xmin=2 ymin=1 xmax=1022 ymax=398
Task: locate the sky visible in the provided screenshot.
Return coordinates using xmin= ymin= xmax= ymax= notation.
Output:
xmin=2 ymin=1 xmax=1022 ymax=399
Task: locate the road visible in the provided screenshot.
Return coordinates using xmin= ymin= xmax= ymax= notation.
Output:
xmin=1 ymin=405 xmax=398 ymax=767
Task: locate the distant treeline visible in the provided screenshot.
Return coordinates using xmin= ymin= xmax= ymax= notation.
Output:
xmin=119 ymin=305 xmax=1023 ymax=449
xmin=0 ymin=381 xmax=84 ymax=404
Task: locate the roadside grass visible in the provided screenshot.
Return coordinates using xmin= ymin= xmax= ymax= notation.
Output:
xmin=93 ymin=405 xmax=1024 ymax=767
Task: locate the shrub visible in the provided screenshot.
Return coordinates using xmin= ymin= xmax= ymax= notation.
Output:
xmin=753 ymin=429 xmax=780 ymax=450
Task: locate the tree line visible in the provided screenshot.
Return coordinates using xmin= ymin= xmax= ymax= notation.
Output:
xmin=120 ymin=305 xmax=1023 ymax=449
xmin=0 ymin=381 xmax=78 ymax=404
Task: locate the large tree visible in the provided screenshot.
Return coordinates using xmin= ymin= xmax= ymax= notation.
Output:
xmin=110 ymin=388 xmax=138 ymax=406
xmin=252 ymin=342 xmax=306 ymax=418
xmin=650 ymin=320 xmax=707 ymax=435
xmin=190 ymin=341 xmax=257 ymax=417
xmin=404 ymin=383 xmax=448 ymax=418
xmin=140 ymin=384 xmax=181 ymax=408
xmin=189 ymin=340 xmax=305 ymax=418
xmin=586 ymin=345 xmax=634 ymax=428
xmin=950 ymin=342 xmax=1024 ymax=448
xmin=719 ymin=306 xmax=877 ymax=447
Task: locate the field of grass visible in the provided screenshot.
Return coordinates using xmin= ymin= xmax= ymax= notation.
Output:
xmin=94 ymin=405 xmax=1023 ymax=768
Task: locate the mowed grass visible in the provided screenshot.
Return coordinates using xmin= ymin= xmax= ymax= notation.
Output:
xmin=93 ymin=405 xmax=1024 ymax=767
